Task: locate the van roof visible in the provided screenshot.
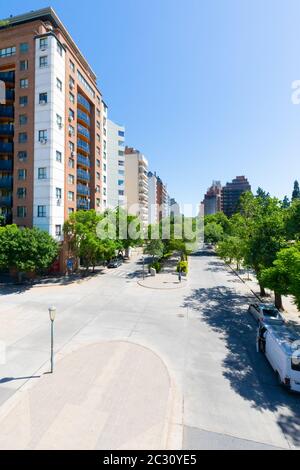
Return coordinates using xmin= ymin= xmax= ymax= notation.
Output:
xmin=266 ymin=323 xmax=300 ymax=356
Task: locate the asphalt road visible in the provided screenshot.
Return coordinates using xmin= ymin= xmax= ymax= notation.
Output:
xmin=0 ymin=250 xmax=299 ymax=449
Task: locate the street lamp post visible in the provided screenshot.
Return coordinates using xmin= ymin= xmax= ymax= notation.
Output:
xmin=48 ymin=306 xmax=56 ymax=374
xmin=142 ymin=256 xmax=145 ymax=280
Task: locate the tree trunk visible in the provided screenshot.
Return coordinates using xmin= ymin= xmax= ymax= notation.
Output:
xmin=274 ymin=292 xmax=284 ymax=311
xmin=259 ymin=284 xmax=266 ymax=297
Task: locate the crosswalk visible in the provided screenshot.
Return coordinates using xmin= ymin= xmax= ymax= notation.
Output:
xmin=106 ymin=267 xmax=141 ymax=279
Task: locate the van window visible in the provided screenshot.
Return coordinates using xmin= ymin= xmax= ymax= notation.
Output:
xmin=262 ymin=308 xmax=278 ymax=318
xmin=291 ymin=359 xmax=300 ymax=372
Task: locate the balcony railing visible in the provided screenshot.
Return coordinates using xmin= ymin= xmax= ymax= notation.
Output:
xmin=0 ymin=142 xmax=13 ymax=153
xmin=0 ymin=124 xmax=14 ymax=135
xmin=77 ymin=169 xmax=90 ymax=182
xmin=77 ymin=184 xmax=90 ymax=196
xmin=77 ymin=153 xmax=90 ymax=168
xmin=77 ymin=139 xmax=90 ymax=154
xmin=0 ymin=71 xmax=15 ymax=83
xmin=0 ymin=106 xmax=14 ymax=118
xmin=0 ymin=195 xmax=12 ymax=206
xmin=77 ymin=124 xmax=90 ymax=140
xmin=78 ymin=94 xmax=91 ymax=112
xmin=77 ymin=109 xmax=90 ymax=126
xmin=0 ymin=176 xmax=13 ymax=189
xmin=0 ymin=159 xmax=13 ymax=171
xmin=77 ymin=199 xmax=90 ymax=210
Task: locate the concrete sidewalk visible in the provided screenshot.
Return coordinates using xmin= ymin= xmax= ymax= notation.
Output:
xmin=0 ymin=341 xmax=182 ymax=450
xmin=138 ymin=255 xmax=188 ymax=290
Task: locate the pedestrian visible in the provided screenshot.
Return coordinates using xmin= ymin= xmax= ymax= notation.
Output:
xmin=178 ymin=268 xmax=182 ymax=283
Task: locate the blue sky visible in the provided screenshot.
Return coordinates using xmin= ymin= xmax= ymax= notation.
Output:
xmin=2 ymin=0 xmax=300 ymax=208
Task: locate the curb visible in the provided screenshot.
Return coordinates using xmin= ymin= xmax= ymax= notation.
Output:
xmin=137 ymin=279 xmax=188 ymax=291
xmin=225 ymin=263 xmax=262 ymax=301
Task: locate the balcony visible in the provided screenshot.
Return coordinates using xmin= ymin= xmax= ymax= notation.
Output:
xmin=0 ymin=142 xmax=13 ymax=154
xmin=77 ymin=124 xmax=90 ymax=140
xmin=0 ymin=124 xmax=14 ymax=136
xmin=77 ymin=109 xmax=90 ymax=126
xmin=0 ymin=195 xmax=12 ymax=207
xmin=0 ymin=176 xmax=12 ymax=189
xmin=77 ymin=168 xmax=90 ymax=182
xmin=77 ymin=153 xmax=90 ymax=168
xmin=78 ymin=94 xmax=91 ymax=113
xmin=0 ymin=159 xmax=12 ymax=171
xmin=5 ymin=89 xmax=15 ymax=101
xmin=0 ymin=105 xmax=14 ymax=118
xmin=77 ymin=184 xmax=90 ymax=196
xmin=77 ymin=139 xmax=90 ymax=154
xmin=0 ymin=71 xmax=15 ymax=83
xmin=77 ymin=199 xmax=90 ymax=210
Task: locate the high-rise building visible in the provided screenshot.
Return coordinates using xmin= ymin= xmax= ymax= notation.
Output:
xmin=0 ymin=8 xmax=107 ymax=243
xmin=203 ymin=181 xmax=222 ymax=216
xmin=124 ymin=147 xmax=148 ymax=226
xmin=148 ymin=171 xmax=158 ymax=225
xmin=107 ymin=120 xmax=125 ymax=209
xmin=221 ymin=176 xmax=251 ymax=217
xmin=156 ymin=176 xmax=169 ymax=221
xmin=169 ymin=198 xmax=181 ymax=217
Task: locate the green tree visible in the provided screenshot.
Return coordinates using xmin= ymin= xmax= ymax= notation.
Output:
xmin=285 ymin=199 xmax=300 ymax=241
xmin=217 ymin=236 xmax=245 ymax=270
xmin=144 ymin=239 xmax=164 ymax=262
xmin=292 ymin=180 xmax=300 ymax=201
xmin=204 ymin=222 xmax=224 ymax=245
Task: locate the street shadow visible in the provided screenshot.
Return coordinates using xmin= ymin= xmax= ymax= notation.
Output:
xmin=182 ymin=286 xmax=300 ymax=447
xmin=0 ymin=375 xmax=40 ymax=384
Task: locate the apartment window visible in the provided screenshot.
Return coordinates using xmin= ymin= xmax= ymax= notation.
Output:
xmin=19 ymin=96 xmax=28 ymax=107
xmin=68 ymin=208 xmax=74 ymax=214
xmin=56 ymin=151 xmax=62 ymax=163
xmin=118 ymin=151 xmax=124 ymax=156
xmin=20 ymin=43 xmax=29 ymax=54
xmin=38 ymin=167 xmax=47 ymax=179
xmin=96 ymin=198 xmax=100 ymax=208
xmin=17 ymin=188 xmax=26 ymax=199
xmin=118 ymin=160 xmax=124 ymax=166
xmin=17 ymin=206 xmax=27 ymax=218
xmin=68 ymin=125 xmax=75 ymax=136
xmin=103 ymin=187 xmax=107 ymax=196
xmin=57 ymin=42 xmax=63 ymax=56
xmin=118 ymin=179 xmax=124 ymax=186
xmin=68 ymin=191 xmax=74 ymax=202
xmin=96 ymin=172 xmax=100 ymax=180
xmin=68 ymin=174 xmax=75 ymax=184
xmin=0 ymin=46 xmax=16 ymax=58
xmin=19 ymin=114 xmax=27 ymax=125
xmin=19 ymin=132 xmax=27 ymax=143
xmin=118 ymin=130 xmax=125 ymax=137
xmin=96 ymin=185 xmax=100 ymax=193
xmin=55 ymin=225 xmax=62 ymax=237
xmin=20 ymin=60 xmax=28 ymax=71
xmin=96 ymin=147 xmax=100 ymax=156
xmin=118 ymin=190 xmax=124 ymax=196
xmin=103 ymin=140 xmax=107 ymax=150
xmin=56 ymin=114 xmax=63 ymax=127
xmin=103 ymin=175 xmax=107 ymax=184
xmin=68 ymin=158 xmax=75 ymax=169
xmin=18 ymin=169 xmax=27 ymax=181
xmin=18 ymin=151 xmax=27 ymax=161
xmin=20 ymin=78 xmax=28 ymax=89
xmin=70 ymin=60 xmax=75 ymax=72
xmin=69 ymin=108 xmax=75 ymax=120
xmin=37 ymin=205 xmax=46 ymax=217
xmin=39 ymin=92 xmax=47 ymax=104
xmin=56 ymin=187 xmax=62 ymax=199
xmin=40 ymin=37 xmax=48 ymax=50
xmin=77 ymin=70 xmax=95 ymax=98
xmin=39 ymin=56 xmax=48 ymax=68
xmin=97 ymin=134 xmax=101 ymax=142
xmin=39 ymin=130 xmax=47 ymax=142
xmin=96 ymin=109 xmax=100 ymax=117
xmin=69 ymin=141 xmax=75 ymax=152
xmin=118 ymin=169 xmax=124 ymax=176
xmin=103 ymin=151 xmax=107 ymax=160
xmin=96 ymin=121 xmax=100 ymax=130
xmin=103 ymin=164 xmax=107 ymax=172
xmin=69 ymin=92 xmax=75 ymax=104
xmin=56 ymin=78 xmax=62 ymax=91
xmin=69 ymin=77 xmax=75 ymax=89
xmin=96 ymin=159 xmax=100 ymax=167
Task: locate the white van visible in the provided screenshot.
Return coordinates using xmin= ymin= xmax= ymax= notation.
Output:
xmin=257 ymin=322 xmax=300 ymax=393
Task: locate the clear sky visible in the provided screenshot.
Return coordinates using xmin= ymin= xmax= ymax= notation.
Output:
xmin=1 ymin=0 xmax=300 ymax=208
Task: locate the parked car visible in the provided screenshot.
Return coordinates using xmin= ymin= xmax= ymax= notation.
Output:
xmin=248 ymin=303 xmax=284 ymax=324
xmin=257 ymin=322 xmax=300 ymax=393
xmin=107 ymin=258 xmax=122 ymax=268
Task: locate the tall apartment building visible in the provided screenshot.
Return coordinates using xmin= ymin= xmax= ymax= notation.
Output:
xmin=0 ymin=8 xmax=107 ymax=244
xmin=124 ymin=147 xmax=148 ymax=226
xmin=156 ymin=176 xmax=169 ymax=221
xmin=203 ymin=180 xmax=222 ymax=216
xmin=221 ymin=176 xmax=251 ymax=217
xmin=169 ymin=198 xmax=181 ymax=217
xmin=148 ymin=171 xmax=158 ymax=225
xmin=107 ymin=119 xmax=125 ymax=209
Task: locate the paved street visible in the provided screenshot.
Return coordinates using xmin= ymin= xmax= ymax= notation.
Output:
xmin=0 ymin=251 xmax=300 ymax=449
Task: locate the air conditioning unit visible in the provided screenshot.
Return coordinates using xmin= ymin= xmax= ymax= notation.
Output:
xmin=40 ymin=138 xmax=47 ymax=144
xmin=40 ymin=100 xmax=47 ymax=105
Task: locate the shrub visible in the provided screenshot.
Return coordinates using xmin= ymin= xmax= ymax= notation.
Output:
xmin=177 ymin=261 xmax=188 ymax=273
xmin=149 ymin=261 xmax=162 ymax=273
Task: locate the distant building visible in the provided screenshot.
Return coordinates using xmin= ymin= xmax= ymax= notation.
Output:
xmin=148 ymin=171 xmax=158 ymax=225
xmin=221 ymin=176 xmax=251 ymax=217
xmin=107 ymin=120 xmax=125 ymax=209
xmin=125 ymin=147 xmax=148 ymax=226
xmin=203 ymin=181 xmax=222 ymax=216
xmin=169 ymin=198 xmax=180 ymax=217
xmin=156 ymin=176 xmax=168 ymax=221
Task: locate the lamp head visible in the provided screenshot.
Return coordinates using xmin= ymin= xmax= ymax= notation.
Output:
xmin=48 ymin=306 xmax=56 ymax=322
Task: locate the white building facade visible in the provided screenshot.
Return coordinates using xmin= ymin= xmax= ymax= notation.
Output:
xmin=107 ymin=119 xmax=125 ymax=209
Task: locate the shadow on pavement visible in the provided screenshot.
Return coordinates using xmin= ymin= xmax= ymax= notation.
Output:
xmin=0 ymin=375 xmax=40 ymax=384
xmin=182 ymin=286 xmax=300 ymax=447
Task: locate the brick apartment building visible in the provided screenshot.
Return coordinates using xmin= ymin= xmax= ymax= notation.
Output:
xmin=0 ymin=8 xmax=107 ymax=269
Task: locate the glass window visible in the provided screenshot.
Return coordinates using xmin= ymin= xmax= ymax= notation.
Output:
xmin=118 ymin=130 xmax=125 ymax=137
xmin=57 ymin=77 xmax=62 ymax=91
xmin=56 ymin=114 xmax=62 ymax=127
xmin=0 ymin=46 xmax=16 ymax=58
xmin=68 ymin=174 xmax=75 ymax=184
xmin=118 ymin=179 xmax=124 ymax=186
xmin=39 ymin=56 xmax=48 ymax=68
xmin=38 ymin=167 xmax=47 ymax=179
xmin=68 ymin=208 xmax=74 ymax=214
xmin=19 ymin=115 xmax=27 ymax=125
xmin=18 ymin=169 xmax=27 ymax=180
xmin=20 ymin=60 xmax=28 ymax=71
xmin=20 ymin=43 xmax=29 ymax=53
xmin=18 ymin=132 xmax=27 ymax=143
xmin=37 ymin=205 xmax=46 ymax=217
xmin=70 ymin=60 xmax=75 ymax=72
xmin=57 ymin=42 xmax=63 ymax=56
xmin=68 ymin=191 xmax=74 ymax=201
xmin=118 ymin=169 xmax=125 ymax=176
xmin=56 ymin=187 xmax=62 ymax=199
xmin=69 ymin=92 xmax=75 ymax=104
xmin=68 ymin=158 xmax=75 ymax=169
xmin=118 ymin=190 xmax=124 ymax=196
xmin=96 ymin=159 xmax=100 ymax=167
xmin=39 ymin=130 xmax=47 ymax=142
xmin=55 ymin=225 xmax=62 ymax=236
xmin=40 ymin=37 xmax=48 ymax=50
xmin=56 ymin=151 xmax=62 ymax=163
xmin=17 ymin=206 xmax=27 ymax=218
xmin=118 ymin=160 xmax=124 ymax=166
xmin=18 ymin=151 xmax=27 ymax=161
xmin=17 ymin=188 xmax=26 ymax=199
xmin=69 ymin=141 xmax=75 ymax=152
xmin=39 ymin=92 xmax=47 ymax=104
xmin=19 ymin=96 xmax=28 ymax=107
xmin=20 ymin=78 xmax=28 ymax=89
xmin=118 ymin=151 xmax=124 ymax=156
